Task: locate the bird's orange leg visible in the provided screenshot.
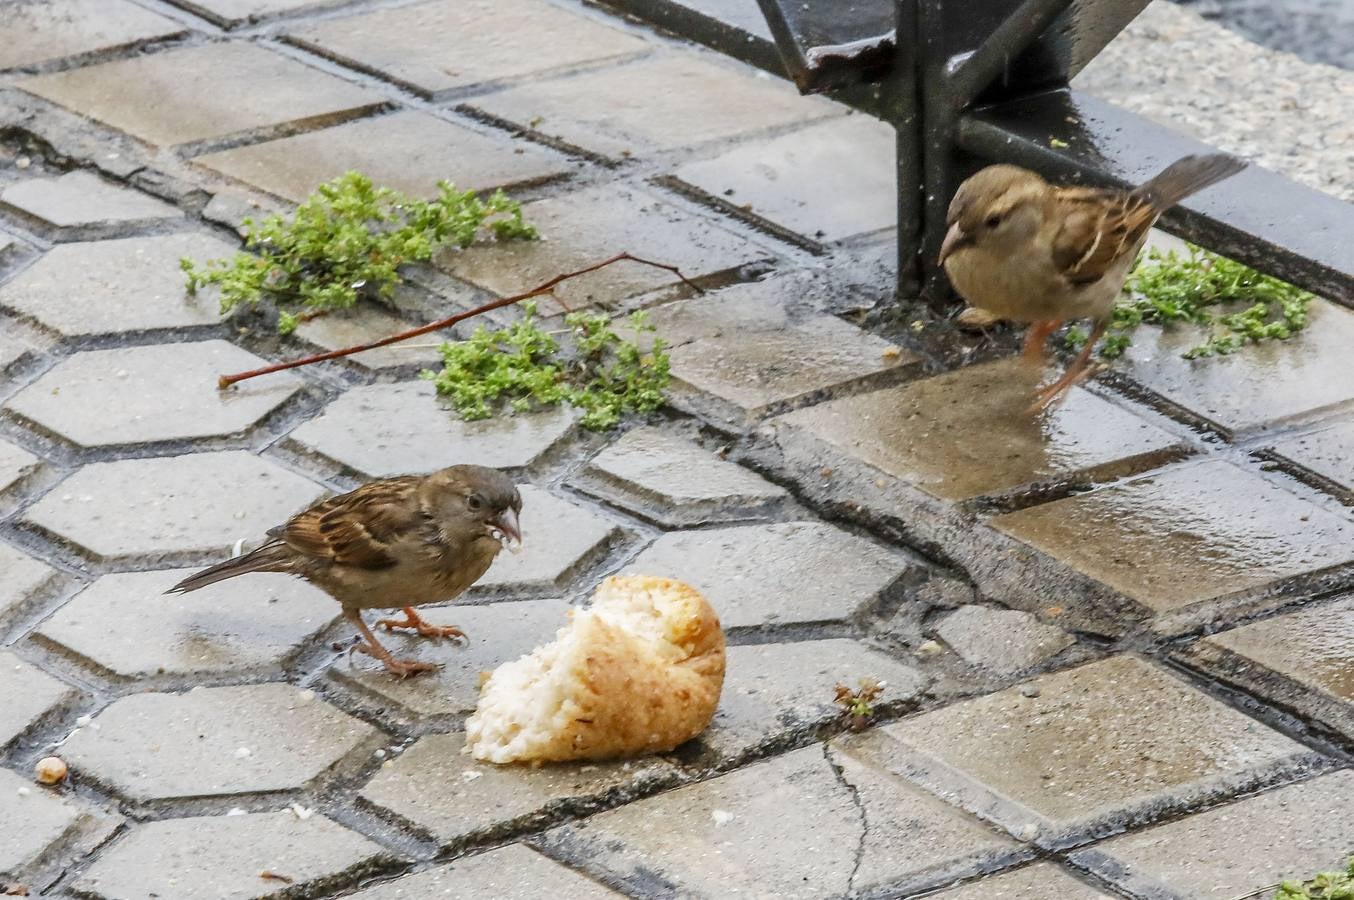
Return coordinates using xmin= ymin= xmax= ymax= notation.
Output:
xmin=1028 ymin=319 xmax=1109 ymax=413
xmin=1021 ymin=320 xmax=1061 ymax=365
xmin=376 ymin=606 xmax=467 ymax=641
xmin=343 ymin=608 xmax=440 ymax=678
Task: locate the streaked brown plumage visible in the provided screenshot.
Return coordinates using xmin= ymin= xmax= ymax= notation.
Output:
xmin=169 ymin=465 xmax=522 ymax=677
xmin=939 ymin=153 xmax=1247 ymax=410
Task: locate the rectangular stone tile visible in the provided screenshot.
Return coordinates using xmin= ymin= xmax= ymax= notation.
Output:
xmin=0 ymin=650 xmax=77 ymax=748
xmin=1071 ymin=770 xmax=1354 ymax=900
xmin=872 ymin=655 xmax=1319 ymax=848
xmin=933 ymin=606 xmax=1075 ymax=678
xmin=931 ymin=863 xmax=1115 ymax=899
xmin=0 ymin=171 xmax=182 ymax=239
xmin=169 ymin=0 xmax=347 ymax=27
xmin=1 ymin=0 xmax=184 ymax=70
xmin=22 ymin=43 xmax=384 ymax=148
xmin=541 ymin=742 xmax=1023 ymax=899
xmin=194 ymin=109 xmax=569 ymax=203
xmin=1268 ymin=417 xmax=1354 ymax=494
xmin=469 ymin=54 xmax=837 ymax=160
xmin=292 ymin=303 xmax=447 ymax=373
xmin=673 ymin=114 xmax=896 ymax=242
xmin=349 ymin=844 xmax=620 ymax=899
xmin=289 ymin=0 xmax=648 ymax=99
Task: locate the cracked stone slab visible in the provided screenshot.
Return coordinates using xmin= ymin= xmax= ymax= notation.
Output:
xmin=0 ymin=541 xmax=58 ymax=621
xmin=1071 ymin=770 xmax=1354 ymax=900
xmin=1268 ymin=417 xmax=1354 ymax=494
xmin=0 ymin=170 xmax=182 ymax=239
xmin=5 ymin=341 xmax=301 ymax=448
xmin=293 ymin=303 xmax=447 ymax=372
xmin=933 ymin=606 xmax=1075 ymax=677
xmin=359 ymin=732 xmax=674 ymax=847
xmin=0 ymin=650 xmax=77 ymax=749
xmin=872 ymin=655 xmax=1320 ymax=848
xmin=289 ymin=0 xmax=648 ymax=99
xmin=23 ymin=451 xmax=324 ymax=563
xmin=469 ymin=54 xmax=837 ymax=160
xmin=435 ymin=183 xmax=770 ymax=311
xmin=0 ymin=233 xmax=233 ymax=336
xmin=576 ymin=426 xmax=786 ymax=526
xmin=194 ymin=109 xmax=569 ymax=203
xmin=71 ymin=810 xmax=386 ymax=900
xmin=36 ymin=569 xmax=338 ymax=680
xmin=673 ymin=114 xmax=897 ymax=242
xmin=21 ymin=42 xmax=384 ymax=148
xmin=475 ymin=487 xmax=618 ymax=593
xmin=991 ymin=460 xmax=1354 ymax=629
xmin=626 ymin=522 xmax=911 ymax=630
xmin=331 ymin=597 xmax=569 ymax=720
xmin=348 ymin=844 xmax=620 ymax=899
xmin=0 ymin=0 xmax=185 ymax=70
xmin=288 ymin=381 xmax=574 ymax=477
xmin=542 ymin=741 xmax=1022 ymax=899
xmin=0 ymin=767 xmax=117 ymax=880
xmin=62 ymin=683 xmax=376 ymax=802
xmin=0 ymin=438 xmax=40 ymax=495
xmin=931 ymin=863 xmax=1115 ymax=899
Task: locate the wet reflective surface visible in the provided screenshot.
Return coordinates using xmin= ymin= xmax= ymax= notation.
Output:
xmin=1206 ymin=596 xmax=1354 ymax=703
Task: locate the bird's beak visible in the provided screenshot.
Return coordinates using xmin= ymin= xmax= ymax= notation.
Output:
xmin=938 ymin=224 xmax=969 ymax=267
xmin=490 ymin=508 xmax=523 ymax=554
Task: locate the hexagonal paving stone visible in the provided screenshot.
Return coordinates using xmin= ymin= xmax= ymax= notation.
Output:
xmin=5 ymin=341 xmax=301 ymax=447
xmin=774 ymin=357 xmax=1183 ymax=501
xmin=36 ymin=570 xmax=338 ymax=680
xmin=62 ymin=683 xmax=376 ymax=802
xmin=22 ymin=43 xmax=383 ymax=148
xmin=1071 ymin=770 xmax=1354 ymax=900
xmin=0 ymin=171 xmax=181 ymax=239
xmin=71 ymin=810 xmax=386 ymax=900
xmin=542 ymin=742 xmax=1021 ymax=899
xmin=0 ymin=233 xmax=233 ymax=336
xmin=0 ymin=650 xmax=77 ymax=748
xmin=991 ymin=460 xmax=1354 ymax=623
xmin=0 ymin=0 xmax=184 ymax=69
xmin=476 ymin=487 xmax=618 ymax=593
xmin=469 ymin=54 xmax=836 ymax=159
xmin=349 ymin=844 xmax=620 ymax=899
xmin=0 ymin=321 xmax=45 ymax=373
xmin=170 ymin=0 xmax=346 ymax=27
xmin=627 ymin=521 xmax=910 ymax=629
xmin=332 ymin=597 xmax=568 ymax=719
xmin=0 ymin=438 xmax=39 ymax=495
xmin=288 ymin=381 xmax=575 ymax=477
xmin=0 ymin=541 xmax=58 ymax=621
xmin=933 ymin=606 xmax=1076 ymax=677
xmin=435 ymin=183 xmax=769 ymax=310
xmin=293 ymin=302 xmax=447 ymax=372
xmin=931 ymin=863 xmax=1114 ymax=899
xmin=674 ymin=115 xmax=897 ymax=242
xmin=23 ymin=451 xmax=324 ymax=563
xmin=0 ymin=767 xmax=116 ymax=879
xmin=872 ymin=655 xmax=1318 ymax=847
xmin=577 ymin=426 xmax=787 ymax=525
xmin=289 ymin=0 xmax=647 ymax=99
xmin=1269 ymin=417 xmax=1354 ymax=494
xmin=359 ymin=732 xmax=673 ymax=846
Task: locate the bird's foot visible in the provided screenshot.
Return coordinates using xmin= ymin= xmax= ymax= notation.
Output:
xmin=377 ymin=606 xmax=468 ymax=642
xmin=352 ymin=642 xmax=440 ymax=678
xmin=1027 ymin=362 xmax=1101 ymax=414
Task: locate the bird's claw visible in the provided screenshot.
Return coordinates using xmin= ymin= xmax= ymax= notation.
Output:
xmin=352 ymin=643 xmax=440 ymax=678
xmin=376 ymin=611 xmax=468 ymax=643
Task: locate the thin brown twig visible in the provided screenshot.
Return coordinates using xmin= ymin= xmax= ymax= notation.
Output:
xmin=217 ymin=252 xmax=702 ymax=389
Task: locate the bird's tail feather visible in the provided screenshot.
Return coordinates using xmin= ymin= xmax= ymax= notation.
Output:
xmin=166 ymin=541 xmax=292 ymax=594
xmin=1134 ymin=153 xmax=1247 ymax=211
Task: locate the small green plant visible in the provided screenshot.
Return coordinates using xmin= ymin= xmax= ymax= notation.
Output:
xmin=1275 ymin=859 xmax=1354 ymax=899
xmin=422 ymin=301 xmax=670 ymax=430
xmin=181 ymin=172 xmax=536 ymax=333
xmin=833 ymin=677 xmax=886 ymax=732
xmin=1064 ymin=244 xmax=1313 ymax=360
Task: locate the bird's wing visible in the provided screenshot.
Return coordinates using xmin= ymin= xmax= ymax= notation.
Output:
xmin=280 ymin=476 xmax=427 ymax=570
xmin=1050 ymin=187 xmax=1157 ymax=285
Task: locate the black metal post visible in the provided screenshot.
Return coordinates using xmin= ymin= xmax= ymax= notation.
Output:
xmin=892 ymin=0 xmax=923 ymax=300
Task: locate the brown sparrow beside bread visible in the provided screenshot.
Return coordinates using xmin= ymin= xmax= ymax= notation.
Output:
xmin=169 ymin=465 xmax=522 ymax=678
xmin=940 ymin=153 xmax=1246 ymax=410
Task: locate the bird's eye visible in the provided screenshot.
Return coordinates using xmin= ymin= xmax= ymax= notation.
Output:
xmin=467 ymin=495 xmax=484 ymax=511
xmin=985 ymin=213 xmax=1003 ymax=229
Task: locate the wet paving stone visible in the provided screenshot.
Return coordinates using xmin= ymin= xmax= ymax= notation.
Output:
xmin=0 ymin=232 xmax=234 ymax=337
xmin=359 ymin=732 xmax=674 ymax=847
xmin=71 ymin=810 xmax=387 ymax=900
xmin=62 ymin=683 xmax=376 ymax=802
xmin=576 ymin=426 xmax=786 ymax=526
xmin=873 ymin=655 xmax=1319 ymax=847
xmin=0 ymin=170 xmax=182 ymax=239
xmin=289 ymin=0 xmax=648 ymax=99
xmin=1071 ymin=769 xmax=1354 ymax=900
xmin=22 ymin=451 xmax=324 ymax=563
xmin=0 ymin=0 xmax=184 ymax=70
xmin=170 ymin=0 xmax=347 ymax=27
xmin=194 ymin=109 xmax=569 ymax=204
xmin=0 ymin=439 xmax=39 ymax=495
xmin=542 ymin=741 xmax=1022 ymax=899
xmin=0 ymin=542 xmax=57 ymax=622
xmin=288 ymin=381 xmax=574 ymax=477
xmin=0 ymin=767 xmax=118 ymax=880
xmin=626 ymin=521 xmax=911 ymax=630
xmin=36 ymin=569 xmax=338 ymax=680
xmin=991 ymin=460 xmax=1354 ymax=628
xmin=435 ymin=183 xmax=769 ymax=311
xmin=470 ymin=54 xmax=836 ymax=160
xmin=933 ymin=606 xmax=1076 ymax=677
xmin=1268 ymin=416 xmax=1354 ymax=493
xmin=673 ymin=114 xmax=897 ymax=242
xmin=292 ymin=303 xmax=447 ymax=373
xmin=474 ymin=486 xmax=618 ymax=593
xmin=21 ymin=43 xmax=384 ymax=148
xmin=348 ymin=844 xmax=621 ymax=899
xmin=930 ymin=863 xmax=1115 ymax=899
xmin=0 ymin=650 xmax=77 ymax=749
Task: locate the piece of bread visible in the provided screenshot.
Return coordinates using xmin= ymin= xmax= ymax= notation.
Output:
xmin=464 ymin=575 xmax=725 ymax=764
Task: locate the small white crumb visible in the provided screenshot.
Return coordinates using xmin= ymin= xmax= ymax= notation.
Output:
xmin=232 ymin=538 xmax=246 ymax=557
xmin=17 ymin=786 xmax=31 ymax=796
xmin=16 ymin=156 xmax=30 ymax=169
xmin=289 ymin=803 xmax=313 ymax=820
xmin=234 ymin=747 xmax=252 ymax=759
xmin=712 ymin=809 xmax=734 ymax=826
xmin=75 ymin=714 xmax=95 ymax=728
xmin=226 ymin=807 xmax=247 ymax=816
xmin=460 ymin=770 xmax=482 ymax=782
xmin=1017 ymin=823 xmax=1039 ymax=841
xmin=373 ymin=749 xmax=386 ymax=760
xmin=915 ymin=640 xmax=945 ymax=659
xmin=296 ymin=689 xmax=315 ymax=703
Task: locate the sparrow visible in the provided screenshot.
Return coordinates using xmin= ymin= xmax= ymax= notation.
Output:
xmin=939 ymin=153 xmax=1247 ymax=410
xmin=168 ymin=465 xmax=523 ymax=678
